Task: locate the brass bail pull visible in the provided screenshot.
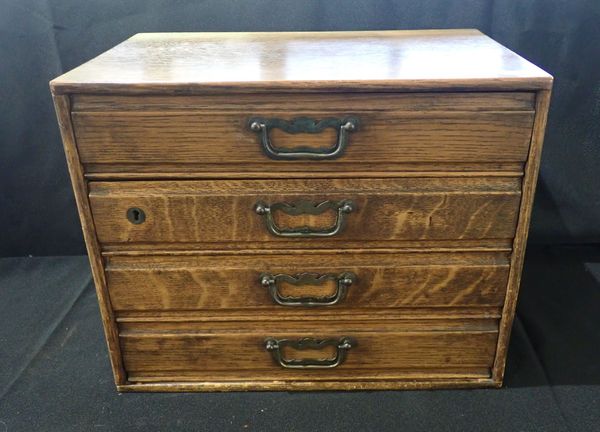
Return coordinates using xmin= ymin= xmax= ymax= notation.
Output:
xmin=254 ymin=199 xmax=355 ymax=237
xmin=249 ymin=116 xmax=359 ymax=160
xmin=264 ymin=337 xmax=356 ymax=369
xmin=260 ymin=272 xmax=356 ymax=307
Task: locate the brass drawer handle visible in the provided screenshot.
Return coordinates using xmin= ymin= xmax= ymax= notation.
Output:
xmin=249 ymin=116 xmax=359 ymax=160
xmin=265 ymin=337 xmax=356 ymax=369
xmin=254 ymin=200 xmax=355 ymax=237
xmin=260 ymin=272 xmax=356 ymax=307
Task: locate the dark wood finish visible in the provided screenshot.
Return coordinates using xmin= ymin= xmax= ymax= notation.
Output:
xmin=83 ymin=162 xmax=525 ymax=180
xmin=115 ymin=307 xmax=503 ymax=322
xmin=72 ymin=92 xmax=535 ymax=112
xmin=49 ymin=30 xmax=552 ymax=94
xmin=117 ymin=379 xmax=497 ymax=392
xmin=72 ymin=108 xmax=534 ymax=167
xmin=105 ymin=251 xmax=510 ymax=311
xmin=50 ymin=30 xmax=552 ymax=391
xmin=88 ymin=178 xmax=521 ymax=246
xmin=493 ymin=89 xmax=552 ymax=382
xmin=51 ymin=95 xmax=126 ymax=385
xmin=101 ymin=239 xmax=514 ymax=253
xmin=118 ymin=318 xmax=498 ymax=331
xmin=71 ymin=92 xmax=535 ymax=173
xmin=119 ymin=319 xmax=498 ymax=379
xmin=127 ymin=369 xmax=492 ymax=383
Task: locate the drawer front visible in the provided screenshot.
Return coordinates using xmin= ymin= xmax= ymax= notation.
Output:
xmin=106 ymin=251 xmax=510 ymax=312
xmin=89 ymin=177 xmax=521 ymax=247
xmin=120 ymin=320 xmax=498 ymax=381
xmin=72 ymin=93 xmax=535 ymax=170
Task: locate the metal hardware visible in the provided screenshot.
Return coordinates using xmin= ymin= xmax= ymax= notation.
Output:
xmin=126 ymin=207 xmax=145 ymax=224
xmin=260 ymin=272 xmax=356 ymax=307
xmin=248 ymin=116 xmax=359 ymax=160
xmin=264 ymin=337 xmax=356 ymax=369
xmin=254 ymin=199 xmax=355 ymax=237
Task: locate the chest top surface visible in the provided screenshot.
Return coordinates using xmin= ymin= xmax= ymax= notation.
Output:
xmin=50 ymin=29 xmax=552 ymax=94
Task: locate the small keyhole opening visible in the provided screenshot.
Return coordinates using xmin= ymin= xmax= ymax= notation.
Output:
xmin=127 ymin=207 xmax=145 ymax=224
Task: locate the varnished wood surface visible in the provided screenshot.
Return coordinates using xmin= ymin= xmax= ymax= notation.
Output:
xmin=89 ymin=178 xmax=521 ymax=246
xmin=492 ymin=89 xmax=552 ymax=382
xmin=118 ymin=378 xmax=498 ymax=392
xmin=50 ymin=31 xmax=553 ymax=392
xmin=50 ymin=30 xmax=552 ymax=94
xmin=51 ymin=95 xmax=126 ymax=385
xmin=101 ymin=239 xmax=514 ymax=253
xmin=83 ymin=162 xmax=525 ymax=180
xmin=115 ymin=307 xmax=503 ymax=322
xmin=127 ymin=368 xmax=492 ymax=383
xmin=119 ymin=319 xmax=498 ymax=377
xmin=72 ymin=92 xmax=535 ymax=112
xmin=118 ymin=318 xmax=499 ymax=332
xmin=105 ymin=251 xmax=509 ymax=312
xmin=72 ymin=106 xmax=534 ymax=167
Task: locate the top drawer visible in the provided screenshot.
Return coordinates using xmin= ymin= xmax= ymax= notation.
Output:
xmin=71 ymin=92 xmax=535 ymax=173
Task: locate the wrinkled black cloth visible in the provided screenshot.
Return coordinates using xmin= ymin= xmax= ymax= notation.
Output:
xmin=0 ymin=247 xmax=598 ymax=431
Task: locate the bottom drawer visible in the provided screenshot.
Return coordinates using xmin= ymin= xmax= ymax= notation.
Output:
xmin=120 ymin=319 xmax=499 ymax=386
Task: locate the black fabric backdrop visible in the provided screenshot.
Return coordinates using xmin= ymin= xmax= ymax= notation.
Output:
xmin=1 ymin=0 xmax=600 ymax=257
xmin=1 ymin=3 xmax=599 ymax=431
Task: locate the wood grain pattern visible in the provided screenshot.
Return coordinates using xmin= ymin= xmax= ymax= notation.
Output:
xmin=119 ymin=319 xmax=498 ymax=377
xmin=83 ymin=162 xmax=525 ymax=180
xmin=117 ymin=378 xmax=498 ymax=392
xmin=127 ymin=368 xmax=492 ymax=383
xmin=101 ymin=239 xmax=514 ymax=253
xmin=115 ymin=307 xmax=503 ymax=323
xmin=51 ymin=95 xmax=126 ymax=385
xmin=492 ymin=89 xmax=552 ymax=383
xmin=72 ymin=109 xmax=534 ymax=166
xmin=50 ymin=30 xmax=552 ymax=392
xmin=88 ymin=178 xmax=521 ymax=246
xmin=105 ymin=251 xmax=510 ymax=311
xmin=71 ymin=92 xmax=535 ymax=112
xmin=50 ymin=30 xmax=552 ymax=94
xmin=118 ymin=318 xmax=499 ymax=332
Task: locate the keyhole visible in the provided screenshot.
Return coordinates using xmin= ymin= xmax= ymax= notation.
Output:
xmin=127 ymin=207 xmax=146 ymax=224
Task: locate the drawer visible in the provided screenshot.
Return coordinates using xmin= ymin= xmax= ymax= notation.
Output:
xmin=105 ymin=251 xmax=510 ymax=312
xmin=120 ymin=319 xmax=498 ymax=382
xmin=71 ymin=92 xmax=535 ymax=172
xmin=89 ymin=177 xmax=521 ymax=247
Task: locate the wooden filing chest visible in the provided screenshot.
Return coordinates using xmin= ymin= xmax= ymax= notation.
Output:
xmin=50 ymin=30 xmax=552 ymax=391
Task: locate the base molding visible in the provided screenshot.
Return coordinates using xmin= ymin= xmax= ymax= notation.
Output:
xmin=118 ymin=378 xmax=501 ymax=392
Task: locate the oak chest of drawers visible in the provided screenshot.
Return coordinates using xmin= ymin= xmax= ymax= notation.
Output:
xmin=51 ymin=30 xmax=552 ymax=391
